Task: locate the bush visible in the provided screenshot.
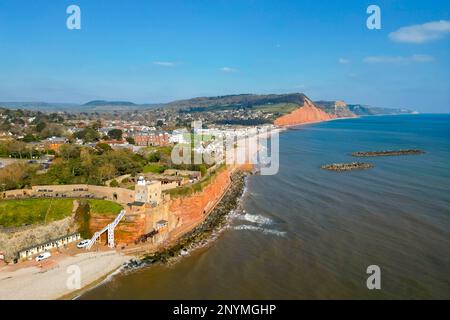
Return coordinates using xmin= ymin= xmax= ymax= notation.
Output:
xmin=143 ymin=163 xmax=166 ymax=173
xmin=110 ymin=179 xmax=119 ymax=187
xmin=74 ymin=200 xmax=92 ymax=239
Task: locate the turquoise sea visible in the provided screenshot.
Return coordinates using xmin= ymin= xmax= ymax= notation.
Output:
xmin=81 ymin=114 xmax=450 ymax=299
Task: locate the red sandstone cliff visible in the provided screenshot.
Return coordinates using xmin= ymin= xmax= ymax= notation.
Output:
xmin=89 ymin=215 xmax=146 ymax=245
xmin=168 ymin=168 xmax=232 ymax=240
xmin=274 ymin=98 xmax=336 ymax=126
xmin=88 ymin=168 xmax=235 ymax=246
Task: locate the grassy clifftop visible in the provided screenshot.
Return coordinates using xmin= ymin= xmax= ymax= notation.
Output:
xmin=0 ymin=198 xmax=74 ymax=228
xmin=0 ymin=198 xmax=122 ymax=228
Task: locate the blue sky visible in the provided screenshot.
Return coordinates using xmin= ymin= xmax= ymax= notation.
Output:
xmin=0 ymin=0 xmax=449 ymax=112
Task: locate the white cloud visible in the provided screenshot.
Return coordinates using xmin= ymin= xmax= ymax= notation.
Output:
xmin=389 ymin=20 xmax=450 ymax=43
xmin=153 ymin=61 xmax=177 ymax=67
xmin=363 ymin=54 xmax=434 ymax=64
xmin=339 ymin=58 xmax=350 ymax=64
xmin=220 ymin=67 xmax=238 ymax=73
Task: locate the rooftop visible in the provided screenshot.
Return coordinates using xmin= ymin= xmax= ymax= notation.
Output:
xmin=128 ymin=201 xmax=145 ymax=207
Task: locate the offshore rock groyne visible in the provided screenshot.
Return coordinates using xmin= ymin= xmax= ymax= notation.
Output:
xmin=125 ymin=170 xmax=248 ymax=269
xmin=321 ymin=162 xmax=374 ymax=171
xmin=352 ymin=149 xmax=425 ymax=157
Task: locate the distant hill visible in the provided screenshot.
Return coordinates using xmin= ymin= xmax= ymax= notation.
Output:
xmin=160 ymin=93 xmax=309 ymax=111
xmin=347 ymin=104 xmax=415 ymax=115
xmin=315 ymin=100 xmax=415 ymax=116
xmin=0 ymin=100 xmax=157 ymax=113
xmin=83 ymin=100 xmax=137 ymax=107
xmin=161 ymin=94 xmax=415 ymax=116
xmin=314 ymin=100 xmax=357 ymax=118
xmin=0 ymin=101 xmax=79 ymax=112
xmin=0 ymin=94 xmax=416 ymax=115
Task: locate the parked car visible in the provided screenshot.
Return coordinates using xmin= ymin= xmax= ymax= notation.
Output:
xmin=35 ymin=252 xmax=51 ymax=262
xmin=77 ymin=239 xmax=90 ymax=248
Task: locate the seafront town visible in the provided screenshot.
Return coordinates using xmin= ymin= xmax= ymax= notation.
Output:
xmin=0 ymin=116 xmax=277 ymax=299
xmin=0 ymin=95 xmax=409 ymax=299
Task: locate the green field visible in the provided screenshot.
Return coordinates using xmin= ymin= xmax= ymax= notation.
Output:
xmin=0 ymin=198 xmax=74 ymax=227
xmin=142 ymin=145 xmax=173 ymax=156
xmin=253 ymin=103 xmax=299 ymax=114
xmin=88 ymin=199 xmax=122 ymax=216
xmin=0 ymin=198 xmax=123 ymax=227
xmin=143 ymin=163 xmax=167 ymax=173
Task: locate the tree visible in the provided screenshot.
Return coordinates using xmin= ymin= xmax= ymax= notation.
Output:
xmin=0 ymin=143 xmax=8 ymax=157
xmin=80 ymin=148 xmax=93 ymax=173
xmin=22 ymin=134 xmax=39 ymax=143
xmin=7 ymin=140 xmax=27 ymax=159
xmin=0 ymin=163 xmax=33 ymax=190
xmin=107 ymin=129 xmax=123 ymax=140
xmin=97 ymin=163 xmax=117 ymax=181
xmin=74 ymin=128 xmax=100 ymax=142
xmin=40 ymin=123 xmax=66 ymax=139
xmin=35 ymin=121 xmax=47 ymax=132
xmin=95 ymin=143 xmax=112 ymax=154
xmin=147 ymin=152 xmax=161 ymax=162
xmin=91 ymin=120 xmax=102 ymax=130
xmin=59 ymin=144 xmax=81 ymax=160
xmin=109 ymin=179 xmax=119 ymax=187
xmin=126 ymin=137 xmax=135 ymax=145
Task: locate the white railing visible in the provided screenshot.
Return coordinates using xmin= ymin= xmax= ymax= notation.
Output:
xmin=86 ymin=210 xmax=126 ymax=250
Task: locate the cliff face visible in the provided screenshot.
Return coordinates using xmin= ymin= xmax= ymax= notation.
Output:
xmin=314 ymin=100 xmax=357 ymax=118
xmin=168 ymin=168 xmax=232 ymax=240
xmin=89 ymin=215 xmax=146 ymax=245
xmin=87 ymin=169 xmax=234 ymax=246
xmin=274 ymin=98 xmax=336 ymax=126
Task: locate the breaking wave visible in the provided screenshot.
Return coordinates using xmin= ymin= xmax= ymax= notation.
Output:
xmin=227 ymin=208 xmax=285 ymax=236
xmin=238 ymin=212 xmax=273 ymax=225
xmin=231 ymin=224 xmax=286 ymax=237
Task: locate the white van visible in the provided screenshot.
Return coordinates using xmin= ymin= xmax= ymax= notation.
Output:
xmin=35 ymin=251 xmax=51 ymax=262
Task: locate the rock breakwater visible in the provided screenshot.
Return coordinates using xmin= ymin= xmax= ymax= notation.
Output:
xmin=352 ymin=149 xmax=425 ymax=157
xmin=321 ymin=162 xmax=374 ymax=171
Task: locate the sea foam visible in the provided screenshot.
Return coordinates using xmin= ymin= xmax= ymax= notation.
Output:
xmin=232 ymin=224 xmax=286 ymax=237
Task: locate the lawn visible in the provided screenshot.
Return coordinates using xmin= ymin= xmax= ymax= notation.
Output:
xmin=87 ymin=199 xmax=123 ymax=216
xmin=143 ymin=163 xmax=166 ymax=173
xmin=142 ymin=145 xmax=173 ymax=156
xmin=0 ymin=198 xmax=123 ymax=227
xmin=0 ymin=198 xmax=74 ymax=228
